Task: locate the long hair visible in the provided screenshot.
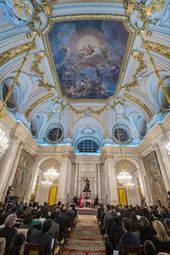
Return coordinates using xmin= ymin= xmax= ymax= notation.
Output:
xmin=141 ymin=216 xmax=150 ymax=227
xmin=152 ymin=220 xmax=170 ymax=242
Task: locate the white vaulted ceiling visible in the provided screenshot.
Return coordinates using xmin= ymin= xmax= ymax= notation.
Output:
xmin=0 ymin=0 xmax=170 ymax=149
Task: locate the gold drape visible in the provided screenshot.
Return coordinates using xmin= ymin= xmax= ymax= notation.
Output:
xmin=48 ymin=186 xmax=58 ymax=205
xmin=118 ymin=188 xmax=128 ymax=206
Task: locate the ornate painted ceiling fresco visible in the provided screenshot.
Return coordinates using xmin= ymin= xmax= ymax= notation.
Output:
xmin=47 ymin=19 xmax=129 ymax=100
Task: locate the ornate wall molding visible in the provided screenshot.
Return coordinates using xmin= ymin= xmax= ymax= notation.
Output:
xmin=141 ymin=40 xmax=170 ymax=59
xmin=24 ymin=92 xmax=53 ymax=118
xmin=0 ymin=42 xmax=36 ymax=67
xmin=125 ymin=93 xmax=153 ymax=118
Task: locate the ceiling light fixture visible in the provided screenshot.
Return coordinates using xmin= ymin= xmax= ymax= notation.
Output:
xmin=41 ymin=180 xmax=53 ymax=186
xmin=44 ymin=168 xmax=59 ymax=178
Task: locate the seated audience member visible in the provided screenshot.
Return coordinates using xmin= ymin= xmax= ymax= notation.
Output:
xmin=0 ymin=238 xmax=5 ymax=255
xmin=20 ymin=214 xmax=33 ymax=230
xmin=164 ymin=218 xmax=170 ymax=236
xmin=143 ymin=240 xmax=157 ymax=255
xmin=119 ymin=218 xmax=141 ymax=247
xmin=28 ymin=219 xmax=52 ymax=255
xmin=103 ymin=204 xmax=113 ymax=235
xmin=0 ymin=214 xmax=17 ymax=246
xmin=152 ymin=220 xmax=170 ymax=249
xmin=106 ymin=217 xmax=123 ymax=255
xmin=47 ymin=211 xmax=59 ymax=239
xmin=7 ymin=233 xmax=26 ymax=255
xmin=140 ymin=216 xmax=156 ymax=243
xmin=131 ymin=213 xmax=141 ymax=237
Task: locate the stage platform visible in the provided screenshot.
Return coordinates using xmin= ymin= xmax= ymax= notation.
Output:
xmin=77 ymin=207 xmax=97 ymax=215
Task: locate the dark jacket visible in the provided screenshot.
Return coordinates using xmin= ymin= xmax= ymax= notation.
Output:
xmin=119 ymin=231 xmax=141 ymax=247
xmin=28 ymin=231 xmax=52 ymax=255
xmin=0 ymin=226 xmax=17 ymax=244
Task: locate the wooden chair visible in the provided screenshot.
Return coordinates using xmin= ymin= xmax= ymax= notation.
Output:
xmin=114 ymin=232 xmax=123 ymax=247
xmin=120 ymin=245 xmax=143 ymax=255
xmin=24 ymin=243 xmax=46 ymax=255
xmin=156 ymin=246 xmax=170 ymax=254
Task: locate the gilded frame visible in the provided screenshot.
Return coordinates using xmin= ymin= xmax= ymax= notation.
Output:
xmin=42 ymin=14 xmax=136 ymax=103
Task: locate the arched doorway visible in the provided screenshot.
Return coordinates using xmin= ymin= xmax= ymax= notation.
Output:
xmin=115 ymin=159 xmax=141 ymax=206
xmin=34 ymin=158 xmax=60 ymax=205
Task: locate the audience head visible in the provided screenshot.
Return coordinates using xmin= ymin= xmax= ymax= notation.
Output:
xmin=144 ymin=240 xmax=156 ymax=255
xmin=122 ymin=218 xmax=132 ymax=232
xmin=152 ymin=220 xmax=170 ymax=242
xmin=50 ymin=211 xmax=56 ymax=220
xmin=140 ymin=216 xmax=150 ymax=227
xmin=42 ymin=219 xmax=52 ymax=233
xmin=4 ymin=214 xmax=17 ymax=227
xmin=0 ymin=238 xmax=5 ymax=255
xmin=23 ymin=214 xmax=32 ymax=225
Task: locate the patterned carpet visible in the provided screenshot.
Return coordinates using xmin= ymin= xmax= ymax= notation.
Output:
xmin=64 ymin=215 xmax=106 ymax=255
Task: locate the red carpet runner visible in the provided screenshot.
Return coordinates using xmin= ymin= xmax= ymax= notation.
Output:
xmin=64 ymin=215 xmax=106 ymax=255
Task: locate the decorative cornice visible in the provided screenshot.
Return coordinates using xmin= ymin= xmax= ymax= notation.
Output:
xmin=24 ymin=92 xmax=53 ymax=118
xmin=125 ymin=93 xmax=153 ymax=118
xmin=0 ymin=42 xmax=36 ymax=67
xmin=141 ymin=40 xmax=170 ymax=59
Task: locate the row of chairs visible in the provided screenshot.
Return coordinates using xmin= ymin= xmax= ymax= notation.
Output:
xmin=120 ymin=245 xmax=170 ymax=255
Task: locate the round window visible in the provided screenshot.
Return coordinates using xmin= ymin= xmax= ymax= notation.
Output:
xmin=47 ymin=127 xmax=63 ymax=143
xmin=114 ymin=127 xmax=129 ymax=143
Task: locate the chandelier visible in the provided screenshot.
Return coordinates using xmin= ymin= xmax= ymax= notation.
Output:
xmin=41 ymin=180 xmax=53 ymax=186
xmin=116 ymin=163 xmax=134 ymax=188
xmin=0 ymin=128 xmax=9 ymax=158
xmin=43 ymin=168 xmax=59 ymax=178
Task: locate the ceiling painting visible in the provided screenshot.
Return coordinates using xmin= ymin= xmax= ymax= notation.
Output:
xmin=47 ymin=18 xmax=129 ymax=100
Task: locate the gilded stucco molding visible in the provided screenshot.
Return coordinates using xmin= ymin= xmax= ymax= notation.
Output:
xmin=42 ymin=14 xmax=136 ymax=104
xmin=125 ymin=93 xmax=153 ymax=118
xmin=24 ymin=92 xmax=53 ymax=118
xmin=141 ymin=40 xmax=170 ymax=59
xmin=0 ymin=42 xmax=36 ymax=67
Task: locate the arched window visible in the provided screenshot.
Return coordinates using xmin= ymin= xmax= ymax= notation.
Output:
xmin=77 ymin=139 xmax=99 ymax=153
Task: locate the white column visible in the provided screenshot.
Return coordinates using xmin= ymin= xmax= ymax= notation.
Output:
xmin=65 ymin=158 xmax=72 ymax=202
xmin=138 ymin=157 xmax=153 ymax=205
xmin=3 ymin=142 xmax=23 ymax=196
xmin=74 ymin=163 xmax=78 ymax=196
xmin=57 ymin=155 xmax=70 ymax=203
xmin=159 ymin=143 xmax=170 ymax=186
xmin=154 ymin=144 xmax=170 ymax=191
xmin=105 ymin=156 xmax=118 ymax=204
xmin=97 ymin=164 xmax=102 ymax=200
xmin=0 ymin=136 xmax=20 ymax=200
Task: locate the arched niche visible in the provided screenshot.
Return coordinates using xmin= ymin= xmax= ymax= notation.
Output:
xmin=130 ymin=112 xmax=147 ymax=139
xmin=145 ymin=72 xmax=170 ymax=112
xmin=34 ymin=158 xmax=61 ymax=204
xmin=30 ymin=112 xmax=46 ymax=138
xmin=115 ymin=158 xmax=141 ymax=206
xmin=0 ymin=73 xmax=33 ymax=113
